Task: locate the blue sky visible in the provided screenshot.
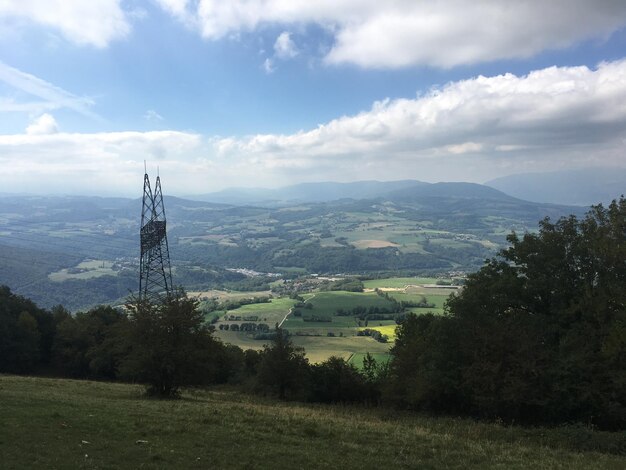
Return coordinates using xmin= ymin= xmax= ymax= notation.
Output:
xmin=1 ymin=1 xmax=626 ymax=195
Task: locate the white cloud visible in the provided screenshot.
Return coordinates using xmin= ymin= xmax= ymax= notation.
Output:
xmin=211 ymin=59 xmax=626 ymax=181
xmin=159 ymin=0 xmax=626 ymax=68
xmin=0 ymin=130 xmax=203 ymax=195
xmin=2 ymin=60 xmax=626 ymax=194
xmin=262 ymin=58 xmax=275 ymax=74
xmin=144 ymin=110 xmax=164 ymax=121
xmin=155 ymin=0 xmax=189 ymax=17
xmin=0 ymin=61 xmax=99 ymax=119
xmin=26 ymin=113 xmax=58 ymax=135
xmin=0 ymin=0 xmax=130 ymax=48
xmin=274 ymin=31 xmax=298 ymax=59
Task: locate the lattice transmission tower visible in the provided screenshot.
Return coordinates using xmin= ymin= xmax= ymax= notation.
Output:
xmin=139 ymin=168 xmax=173 ymax=303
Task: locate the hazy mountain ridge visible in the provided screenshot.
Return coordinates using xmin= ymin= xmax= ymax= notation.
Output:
xmin=486 ymin=168 xmax=626 ymax=206
xmin=189 ymin=180 xmax=428 ymax=206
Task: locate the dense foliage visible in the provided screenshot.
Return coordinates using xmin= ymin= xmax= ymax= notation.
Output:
xmin=388 ymin=198 xmax=626 ymax=429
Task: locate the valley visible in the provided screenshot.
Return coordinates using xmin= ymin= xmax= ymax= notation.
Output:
xmin=0 ymin=181 xmax=590 ymax=362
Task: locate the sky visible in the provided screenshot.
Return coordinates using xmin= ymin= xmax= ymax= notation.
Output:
xmin=1 ymin=0 xmax=626 ymax=196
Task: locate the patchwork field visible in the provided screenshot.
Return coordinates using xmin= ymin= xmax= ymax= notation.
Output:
xmin=208 ymin=279 xmax=459 ymax=362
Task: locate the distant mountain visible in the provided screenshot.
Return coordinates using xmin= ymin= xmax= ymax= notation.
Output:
xmin=386 ymin=182 xmax=517 ymax=201
xmin=485 ymin=168 xmax=626 ymax=206
xmin=382 ymin=182 xmax=584 ymax=225
xmin=189 ymin=180 xmax=427 ymax=205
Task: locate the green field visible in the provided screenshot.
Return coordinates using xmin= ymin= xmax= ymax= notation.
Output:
xmin=362 ymin=277 xmax=440 ymax=289
xmin=290 ymin=335 xmax=390 ymax=363
xmin=212 ymin=291 xmax=399 ymax=361
xmin=48 ymin=259 xmax=118 ymax=281
xmin=215 ymin=312 xmax=391 ymax=363
xmin=283 ymin=314 xmax=359 ymax=332
xmin=1 ymin=375 xmax=623 ymax=469
xmin=191 ymin=290 xmax=271 ymax=302
xmin=299 ymin=291 xmax=397 ymax=318
xmin=361 ymin=277 xmax=460 ymax=315
xmin=222 ymin=297 xmax=297 ymax=324
xmin=212 ymin=286 xmax=456 ymax=360
xmin=348 ymin=352 xmax=391 ymax=368
xmin=361 ymin=324 xmax=398 ymax=341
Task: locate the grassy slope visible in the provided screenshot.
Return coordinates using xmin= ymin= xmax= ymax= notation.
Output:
xmin=1 ymin=376 xmax=624 ymax=470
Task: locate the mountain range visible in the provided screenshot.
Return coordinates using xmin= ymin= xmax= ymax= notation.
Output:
xmin=485 ymin=167 xmax=626 ymax=206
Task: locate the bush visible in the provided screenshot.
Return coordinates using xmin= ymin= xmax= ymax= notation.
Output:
xmin=255 ymin=327 xmax=309 ymax=399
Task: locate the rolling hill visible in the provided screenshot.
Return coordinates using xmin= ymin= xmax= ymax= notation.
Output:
xmin=0 ymin=182 xmax=592 ymax=309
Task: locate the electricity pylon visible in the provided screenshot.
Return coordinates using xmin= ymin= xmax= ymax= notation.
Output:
xmin=139 ymin=168 xmax=172 ymax=303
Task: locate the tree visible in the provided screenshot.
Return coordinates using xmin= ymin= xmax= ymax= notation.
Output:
xmin=120 ymin=289 xmax=220 ymax=397
xmin=0 ymin=285 xmax=48 ymax=373
xmin=388 ymin=197 xmax=626 ymax=428
xmin=309 ymin=356 xmax=367 ymax=403
xmin=52 ymin=305 xmax=128 ymax=379
xmin=256 ymin=327 xmax=309 ymax=399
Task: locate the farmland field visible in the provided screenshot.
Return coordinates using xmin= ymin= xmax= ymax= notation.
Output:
xmin=190 ymin=289 xmax=271 ymax=301
xmin=299 ymin=291 xmax=397 ymax=317
xmin=48 ymin=259 xmax=118 ymax=281
xmin=362 ymin=277 xmax=441 ymax=289
xmin=221 ymin=297 xmax=297 ymax=324
xmin=362 ymin=324 xmax=398 ymax=341
xmin=291 ymin=335 xmax=390 ymax=363
xmin=210 ymin=280 xmax=460 ymax=361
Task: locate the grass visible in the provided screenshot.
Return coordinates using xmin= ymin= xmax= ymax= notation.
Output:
xmin=1 ymin=375 xmax=624 ymax=469
xmin=302 ymin=291 xmax=396 ymax=318
xmin=348 ymin=352 xmax=390 ymax=368
xmin=384 ymin=291 xmax=451 ymax=315
xmin=291 ymin=336 xmax=390 ymax=363
xmin=222 ymin=297 xmax=297 ymax=324
xmin=361 ymin=324 xmax=398 ymax=341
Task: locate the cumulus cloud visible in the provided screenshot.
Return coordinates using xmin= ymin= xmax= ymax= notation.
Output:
xmin=274 ymin=32 xmax=298 ymax=59
xmin=159 ymin=0 xmax=626 ymax=68
xmin=211 ymin=59 xmax=626 ymax=181
xmin=26 ymin=113 xmax=59 ymax=135
xmin=0 ymin=0 xmax=130 ymax=48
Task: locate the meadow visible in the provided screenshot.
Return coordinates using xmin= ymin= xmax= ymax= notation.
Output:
xmin=48 ymin=259 xmax=119 ymax=281
xmin=1 ymin=375 xmax=624 ymax=469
